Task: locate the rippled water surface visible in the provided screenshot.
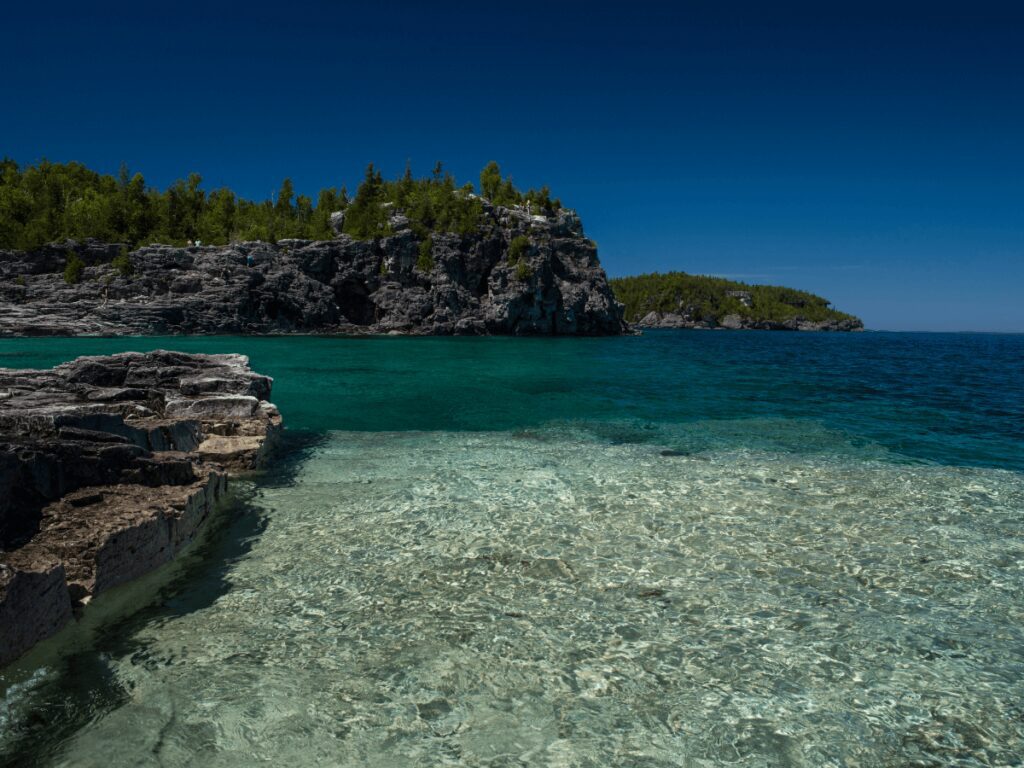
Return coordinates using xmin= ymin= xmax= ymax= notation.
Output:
xmin=1 ymin=332 xmax=1022 ymax=766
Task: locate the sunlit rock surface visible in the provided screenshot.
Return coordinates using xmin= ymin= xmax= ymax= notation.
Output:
xmin=0 ymin=351 xmax=280 ymax=666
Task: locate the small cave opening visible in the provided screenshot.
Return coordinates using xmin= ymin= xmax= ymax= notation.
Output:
xmin=335 ymin=279 xmax=376 ymax=325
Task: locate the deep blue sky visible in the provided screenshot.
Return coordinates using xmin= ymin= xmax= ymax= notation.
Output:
xmin=3 ymin=2 xmax=1022 ymax=331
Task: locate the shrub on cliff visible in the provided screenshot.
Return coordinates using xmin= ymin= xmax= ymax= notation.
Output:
xmin=63 ymin=253 xmax=85 ymax=284
xmin=507 ymin=236 xmax=534 ymax=281
xmin=416 ymin=237 xmax=435 ymax=272
xmin=508 ymin=235 xmax=530 ymax=262
xmin=111 ymin=249 xmax=133 ymax=277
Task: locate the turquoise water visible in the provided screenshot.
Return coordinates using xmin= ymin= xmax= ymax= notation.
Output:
xmin=1 ymin=331 xmax=1022 ymax=766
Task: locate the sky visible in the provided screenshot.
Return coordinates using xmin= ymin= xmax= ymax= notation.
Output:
xmin=2 ymin=1 xmax=1022 ymax=331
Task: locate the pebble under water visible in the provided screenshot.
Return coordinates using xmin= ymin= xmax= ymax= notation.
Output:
xmin=1 ymin=331 xmax=1022 ymax=766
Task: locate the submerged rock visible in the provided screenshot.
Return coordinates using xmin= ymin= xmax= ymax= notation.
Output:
xmin=0 ymin=351 xmax=281 ymax=667
xmin=0 ymin=204 xmax=627 ymax=337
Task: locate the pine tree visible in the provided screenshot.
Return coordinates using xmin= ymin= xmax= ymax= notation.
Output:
xmin=480 ymin=161 xmax=501 ymax=200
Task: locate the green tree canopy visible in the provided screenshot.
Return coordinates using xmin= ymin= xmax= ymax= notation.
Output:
xmin=0 ymin=158 xmax=562 ymax=249
xmin=609 ymin=271 xmax=858 ymax=325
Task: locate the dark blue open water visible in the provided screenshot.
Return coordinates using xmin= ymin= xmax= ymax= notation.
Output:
xmin=1 ymin=331 xmax=1022 ymax=766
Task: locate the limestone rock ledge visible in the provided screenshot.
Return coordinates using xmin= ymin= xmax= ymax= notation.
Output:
xmin=0 ymin=351 xmax=281 ymax=667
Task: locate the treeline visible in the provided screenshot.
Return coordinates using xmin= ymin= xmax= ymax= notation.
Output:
xmin=0 ymin=159 xmax=344 ymax=249
xmin=0 ymin=158 xmax=560 ymax=250
xmin=609 ymin=272 xmax=857 ymax=324
xmin=342 ymin=161 xmax=561 ymax=240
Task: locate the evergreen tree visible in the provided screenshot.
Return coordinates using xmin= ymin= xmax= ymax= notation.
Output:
xmin=480 ymin=161 xmax=501 ymax=201
xmin=275 ymin=178 xmax=295 ymax=219
xmin=342 ymin=164 xmax=389 ymax=239
xmin=63 ymin=252 xmax=85 ymax=284
xmin=198 ymin=188 xmax=236 ymax=244
xmin=311 ymin=187 xmax=343 ymax=239
xmin=123 ymin=173 xmax=153 ymax=245
xmin=295 ymin=194 xmax=313 ymax=235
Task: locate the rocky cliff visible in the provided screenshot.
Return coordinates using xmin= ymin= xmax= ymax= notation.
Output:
xmin=0 ymin=351 xmax=281 ymax=667
xmin=0 ymin=203 xmax=627 ymax=337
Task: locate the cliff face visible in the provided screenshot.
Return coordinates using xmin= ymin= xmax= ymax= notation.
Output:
xmin=0 ymin=203 xmax=627 ymax=337
xmin=0 ymin=351 xmax=281 ymax=667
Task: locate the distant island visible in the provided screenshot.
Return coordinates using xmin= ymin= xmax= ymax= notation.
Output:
xmin=610 ymin=272 xmax=863 ymax=331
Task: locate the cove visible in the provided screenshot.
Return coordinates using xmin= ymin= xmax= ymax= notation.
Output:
xmin=1 ymin=331 xmax=1022 ymax=766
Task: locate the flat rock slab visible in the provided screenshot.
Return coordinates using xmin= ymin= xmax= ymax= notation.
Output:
xmin=197 ymin=435 xmax=269 ymax=470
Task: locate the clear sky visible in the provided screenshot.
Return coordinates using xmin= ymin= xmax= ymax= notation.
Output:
xmin=3 ymin=1 xmax=1022 ymax=331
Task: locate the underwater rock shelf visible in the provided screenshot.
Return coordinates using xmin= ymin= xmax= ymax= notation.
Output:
xmin=0 ymin=350 xmax=281 ymax=667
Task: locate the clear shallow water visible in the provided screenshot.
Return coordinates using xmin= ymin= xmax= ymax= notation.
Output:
xmin=1 ymin=332 xmax=1022 ymax=766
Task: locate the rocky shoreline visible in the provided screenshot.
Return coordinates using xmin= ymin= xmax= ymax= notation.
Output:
xmin=635 ymin=311 xmax=864 ymax=332
xmin=0 ymin=202 xmax=627 ymax=338
xmin=0 ymin=351 xmax=281 ymax=667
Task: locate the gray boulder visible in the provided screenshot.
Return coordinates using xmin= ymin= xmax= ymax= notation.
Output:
xmin=720 ymin=314 xmax=744 ymax=330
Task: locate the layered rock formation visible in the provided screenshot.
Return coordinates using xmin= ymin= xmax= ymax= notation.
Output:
xmin=0 ymin=203 xmax=627 ymax=337
xmin=0 ymin=351 xmax=281 ymax=667
xmin=636 ymin=311 xmax=864 ymax=331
